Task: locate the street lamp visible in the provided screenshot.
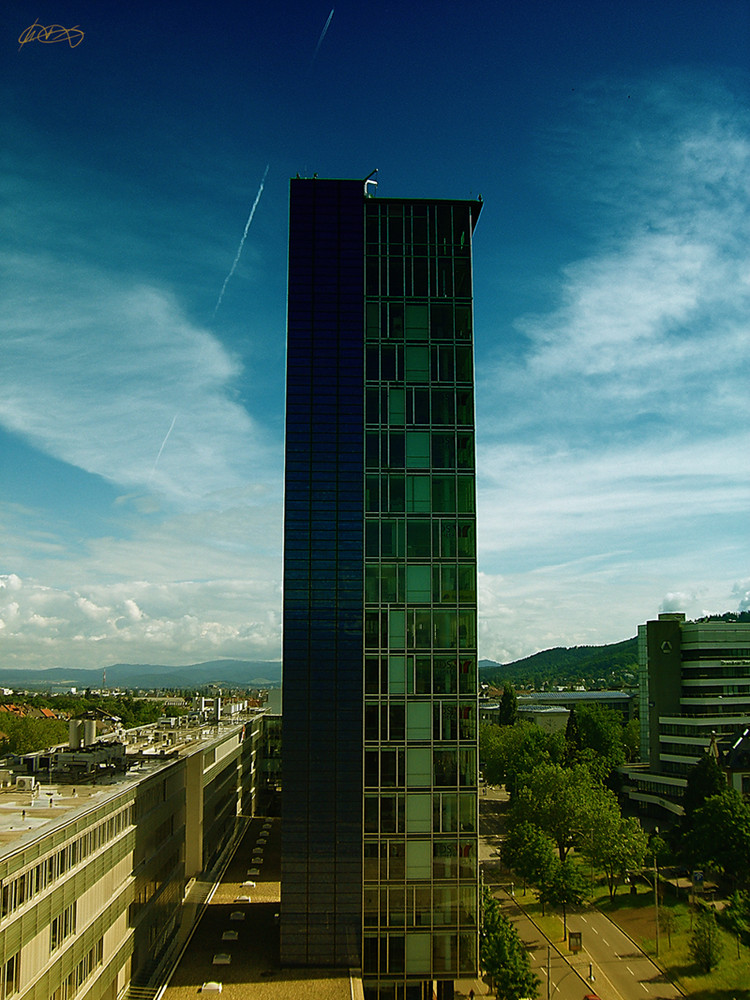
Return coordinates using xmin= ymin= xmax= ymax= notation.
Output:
xmin=654 ymin=854 xmax=660 ymax=959
xmin=640 ymin=855 xmax=660 ymax=958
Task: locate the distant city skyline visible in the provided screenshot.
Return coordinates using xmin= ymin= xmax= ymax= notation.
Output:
xmin=1 ymin=1 xmax=749 ymax=671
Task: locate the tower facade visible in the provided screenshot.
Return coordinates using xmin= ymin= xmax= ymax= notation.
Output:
xmin=281 ymin=177 xmax=482 ymax=999
xmin=625 ymin=613 xmax=750 ymax=817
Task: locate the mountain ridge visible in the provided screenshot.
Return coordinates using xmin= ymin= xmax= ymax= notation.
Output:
xmin=0 ymin=659 xmax=282 ymax=690
xmin=479 ymin=636 xmax=638 ymax=688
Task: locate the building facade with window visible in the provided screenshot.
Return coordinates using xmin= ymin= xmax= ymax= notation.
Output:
xmin=623 ymin=613 xmax=750 ymax=816
xmin=0 ymin=718 xmax=261 ymax=1000
xmin=281 ymin=177 xmax=482 ymax=1000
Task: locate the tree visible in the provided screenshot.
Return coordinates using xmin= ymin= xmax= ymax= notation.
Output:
xmin=564 ymin=707 xmax=580 ymax=752
xmin=659 ymin=907 xmax=677 ymax=949
xmin=480 ymin=721 xmax=564 ymax=797
xmin=579 ymin=796 xmax=649 ymax=900
xmin=565 ymin=704 xmax=626 ymax=782
xmin=512 ymin=763 xmax=599 ymax=860
xmin=649 ymin=832 xmax=671 ymax=867
xmin=503 ymin=821 xmax=556 ymax=894
xmin=682 ymin=751 xmax=726 ymax=820
xmin=722 ymin=891 xmax=750 ymax=952
xmin=622 ymin=717 xmax=640 ymax=762
xmin=538 ymin=856 xmax=587 ymax=939
xmin=0 ymin=716 xmax=69 ymax=755
xmin=481 ymin=890 xmax=539 ymax=1000
xmin=689 ymin=908 xmax=724 ymax=973
xmin=685 ymin=789 xmax=750 ymax=888
xmin=498 ymin=683 xmax=518 ymax=726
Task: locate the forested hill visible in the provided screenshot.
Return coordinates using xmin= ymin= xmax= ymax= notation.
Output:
xmin=479 ymin=636 xmax=638 ymax=690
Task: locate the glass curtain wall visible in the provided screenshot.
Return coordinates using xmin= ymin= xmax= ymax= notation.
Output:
xmin=282 ymin=178 xmax=365 ymax=968
xmin=362 ymin=197 xmax=480 ymax=999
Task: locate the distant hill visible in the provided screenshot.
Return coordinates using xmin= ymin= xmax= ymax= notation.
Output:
xmin=479 ymin=636 xmax=639 ymax=690
xmin=0 ymin=659 xmax=282 ymax=692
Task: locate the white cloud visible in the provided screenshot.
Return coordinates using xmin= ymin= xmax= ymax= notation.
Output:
xmin=660 ymin=592 xmax=694 ymax=614
xmin=481 ymin=75 xmax=750 ymax=445
xmin=733 ymin=581 xmax=750 ymax=613
xmin=2 ymin=71 xmax=748 ymax=671
xmin=0 ymin=253 xmax=278 ymax=506
xmin=0 ymin=574 xmax=281 ymax=669
xmin=474 ymin=74 xmax=750 ymax=658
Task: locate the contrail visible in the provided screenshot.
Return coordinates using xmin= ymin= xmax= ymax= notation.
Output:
xmin=149 ymin=414 xmax=177 ymax=481
xmin=214 ymin=164 xmax=270 ymax=315
xmin=312 ymin=8 xmax=334 ymax=63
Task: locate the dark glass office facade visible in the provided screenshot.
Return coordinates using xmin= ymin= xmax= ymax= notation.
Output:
xmin=282 ymin=177 xmax=481 ymax=999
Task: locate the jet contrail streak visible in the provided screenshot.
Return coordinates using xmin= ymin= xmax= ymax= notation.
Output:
xmin=312 ymin=8 xmax=334 ymax=63
xmin=149 ymin=414 xmax=177 ymax=480
xmin=214 ymin=164 xmax=270 ymax=315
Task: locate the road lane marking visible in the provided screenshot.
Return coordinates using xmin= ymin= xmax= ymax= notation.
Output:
xmin=628 ymin=968 xmax=635 ymax=976
xmin=602 ymin=938 xmax=609 ymax=946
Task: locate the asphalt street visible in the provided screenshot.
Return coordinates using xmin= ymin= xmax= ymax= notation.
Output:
xmin=479 ymin=787 xmax=684 ymax=1000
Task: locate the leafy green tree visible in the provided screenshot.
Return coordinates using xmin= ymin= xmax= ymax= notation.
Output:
xmin=722 ymin=890 xmax=750 ymax=945
xmin=480 ymin=722 xmax=565 ymax=797
xmin=579 ymin=792 xmax=649 ymax=900
xmin=512 ymin=763 xmax=599 ymax=860
xmin=498 ymin=683 xmax=518 ymax=726
xmin=564 ymin=707 xmax=579 ymax=751
xmin=682 ymin=752 xmax=726 ymax=819
xmin=538 ymin=856 xmax=587 ymax=939
xmin=481 ymin=890 xmax=539 ymax=1000
xmin=622 ymin=717 xmax=640 ymax=762
xmin=689 ymin=908 xmax=724 ymax=973
xmin=0 ymin=716 xmax=69 ymax=754
xmin=649 ymin=832 xmax=671 ymax=867
xmin=503 ymin=821 xmax=556 ymax=894
xmin=659 ymin=907 xmax=677 ymax=949
xmin=565 ymin=704 xmax=626 ymax=782
xmin=685 ymin=789 xmax=750 ymax=888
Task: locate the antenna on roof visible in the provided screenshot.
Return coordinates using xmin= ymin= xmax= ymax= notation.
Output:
xmin=364 ymin=169 xmax=378 ymax=197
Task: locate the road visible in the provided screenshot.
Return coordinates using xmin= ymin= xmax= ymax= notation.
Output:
xmin=479 ymin=787 xmax=684 ymax=1000
xmin=566 ymin=908 xmax=683 ymax=1000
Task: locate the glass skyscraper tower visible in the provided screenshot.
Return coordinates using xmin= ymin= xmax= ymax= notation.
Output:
xmin=281 ymin=176 xmax=481 ymax=1000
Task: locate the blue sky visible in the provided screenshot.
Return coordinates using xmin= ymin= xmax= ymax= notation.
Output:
xmin=1 ymin=1 xmax=749 ymax=671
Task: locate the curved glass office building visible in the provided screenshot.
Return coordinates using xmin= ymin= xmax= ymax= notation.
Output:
xmin=281 ymin=176 xmax=482 ymax=1000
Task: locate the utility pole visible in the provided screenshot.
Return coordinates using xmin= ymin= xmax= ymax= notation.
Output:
xmin=654 ymin=854 xmax=660 ymax=959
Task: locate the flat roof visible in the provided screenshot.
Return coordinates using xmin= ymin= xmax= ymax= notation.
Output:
xmin=0 ymin=719 xmax=252 ymax=858
xmin=518 ymin=691 xmax=634 ymax=702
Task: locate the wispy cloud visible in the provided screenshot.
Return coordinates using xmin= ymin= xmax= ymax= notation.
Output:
xmin=477 ymin=73 xmax=750 ymax=658
xmin=0 ymin=252 xmax=278 ymax=506
xmin=482 ymin=73 xmax=750 ymax=442
xmin=214 ymin=164 xmax=270 ymax=315
xmin=312 ymin=8 xmax=335 ymax=63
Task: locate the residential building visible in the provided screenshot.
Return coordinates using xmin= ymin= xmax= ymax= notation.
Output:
xmin=624 ymin=613 xmax=750 ymax=816
xmin=281 ymin=176 xmax=482 ymax=999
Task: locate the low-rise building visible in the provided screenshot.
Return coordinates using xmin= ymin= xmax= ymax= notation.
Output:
xmin=0 ymin=712 xmax=268 ymax=1000
xmin=517 ymin=689 xmax=635 ymax=721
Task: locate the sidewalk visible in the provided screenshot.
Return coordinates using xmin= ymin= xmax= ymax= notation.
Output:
xmin=455 ymin=975 xmax=493 ymax=997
